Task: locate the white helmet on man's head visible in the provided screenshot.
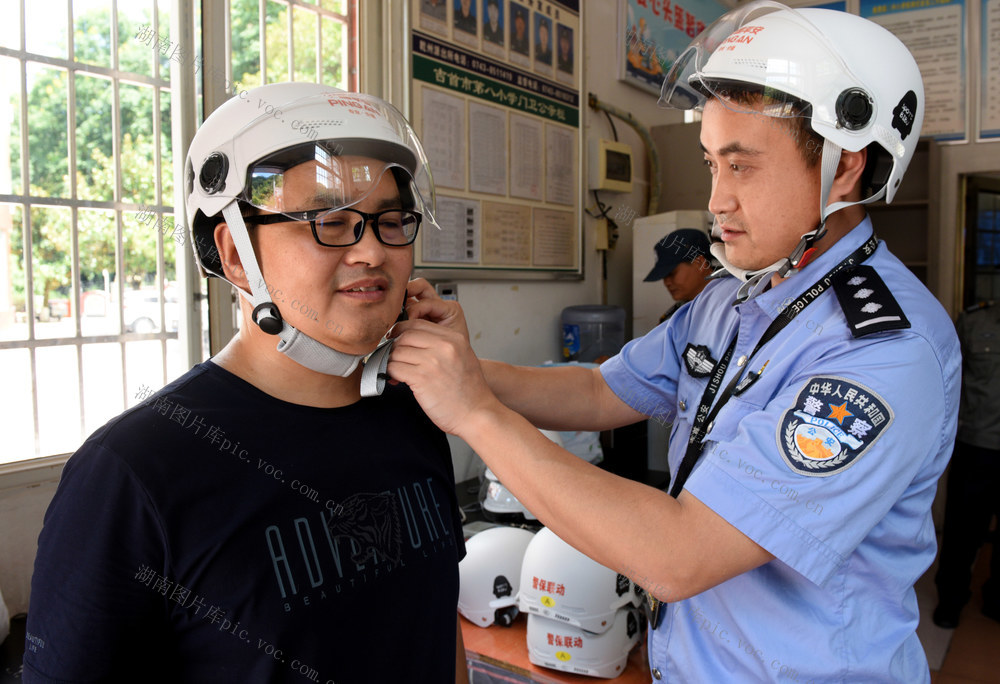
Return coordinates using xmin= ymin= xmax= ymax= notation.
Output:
xmin=185 ymin=82 xmax=438 ymax=279
xmin=183 ymin=82 xmax=439 ymax=376
xmin=660 ymin=0 xmax=924 ymax=290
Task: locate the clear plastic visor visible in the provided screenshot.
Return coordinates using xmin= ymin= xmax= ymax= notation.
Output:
xmin=242 ymin=147 xmax=431 ymax=222
xmin=658 ymin=0 xmax=864 ymax=126
xmin=231 ymin=90 xmax=440 ymax=229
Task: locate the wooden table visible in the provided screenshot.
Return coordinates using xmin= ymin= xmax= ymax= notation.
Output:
xmin=461 ymin=614 xmax=650 ymax=683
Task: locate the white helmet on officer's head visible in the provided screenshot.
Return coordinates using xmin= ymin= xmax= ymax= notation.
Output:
xmin=526 ymin=608 xmax=642 ymax=679
xmin=458 ymin=526 xmax=536 ymax=628
xmin=518 ymin=527 xmax=640 ymax=635
xmin=184 ymin=82 xmax=439 ymax=376
xmin=660 ymin=0 xmax=924 ymax=290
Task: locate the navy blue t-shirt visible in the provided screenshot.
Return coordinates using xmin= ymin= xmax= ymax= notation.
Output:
xmin=25 ymin=361 xmax=465 ymax=683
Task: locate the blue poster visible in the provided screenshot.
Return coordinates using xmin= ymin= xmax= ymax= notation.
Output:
xmin=620 ymin=0 xmax=729 ymax=94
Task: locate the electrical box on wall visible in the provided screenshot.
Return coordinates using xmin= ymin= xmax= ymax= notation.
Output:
xmin=434 ymin=282 xmax=459 ymax=301
xmin=589 ymin=139 xmax=633 ymax=193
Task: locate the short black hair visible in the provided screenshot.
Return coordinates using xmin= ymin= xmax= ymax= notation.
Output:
xmin=704 ymin=82 xmax=823 ymax=168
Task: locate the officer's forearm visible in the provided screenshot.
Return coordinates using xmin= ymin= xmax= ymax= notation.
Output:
xmin=479 ymin=359 xmax=645 ymax=431
xmin=453 ymin=400 xmax=772 ymax=601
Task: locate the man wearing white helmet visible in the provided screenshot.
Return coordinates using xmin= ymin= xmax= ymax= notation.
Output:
xmin=25 ymin=83 xmax=468 ymax=683
xmin=389 ymin=2 xmax=959 ymax=681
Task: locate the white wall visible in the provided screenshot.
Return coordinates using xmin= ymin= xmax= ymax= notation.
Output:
xmin=440 ymin=0 xmax=685 ymax=481
xmin=0 ymin=461 xmax=63 ymax=616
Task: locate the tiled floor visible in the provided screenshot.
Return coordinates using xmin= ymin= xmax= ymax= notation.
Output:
xmin=927 ymin=543 xmax=1000 ymax=684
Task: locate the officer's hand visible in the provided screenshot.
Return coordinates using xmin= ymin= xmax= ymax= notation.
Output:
xmin=405 ymin=277 xmax=470 ymax=338
xmin=387 ymin=318 xmax=499 ymax=438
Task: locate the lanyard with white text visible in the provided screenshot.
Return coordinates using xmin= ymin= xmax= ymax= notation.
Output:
xmin=668 ymin=233 xmax=878 ymax=498
xmin=642 ymin=234 xmax=879 ymax=631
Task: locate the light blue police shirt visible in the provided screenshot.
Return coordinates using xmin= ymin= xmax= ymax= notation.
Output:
xmin=601 ymin=217 xmax=960 ymax=683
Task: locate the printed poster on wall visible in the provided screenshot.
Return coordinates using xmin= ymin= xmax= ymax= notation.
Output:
xmin=423 ymin=197 xmax=480 ymax=263
xmin=860 ymin=0 xmax=966 ymax=141
xmin=982 ymin=0 xmax=1000 ymax=138
xmin=618 ymin=0 xmax=729 ymax=95
xmin=410 ymin=0 xmax=582 ymax=275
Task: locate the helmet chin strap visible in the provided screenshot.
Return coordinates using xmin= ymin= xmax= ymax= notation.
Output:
xmin=711 ymin=138 xmax=883 ymax=302
xmin=221 ymin=202 xmax=372 ymax=378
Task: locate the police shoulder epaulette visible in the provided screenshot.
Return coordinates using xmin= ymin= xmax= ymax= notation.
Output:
xmin=963 ymin=300 xmax=994 ymax=314
xmin=831 ymin=264 xmax=910 ymax=338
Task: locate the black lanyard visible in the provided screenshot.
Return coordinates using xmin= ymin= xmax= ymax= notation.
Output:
xmin=668 ymin=234 xmax=878 ymax=498
xmin=642 ymin=234 xmax=879 ymax=629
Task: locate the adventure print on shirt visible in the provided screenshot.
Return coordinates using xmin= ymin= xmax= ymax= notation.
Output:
xmin=265 ymin=478 xmax=456 ymax=613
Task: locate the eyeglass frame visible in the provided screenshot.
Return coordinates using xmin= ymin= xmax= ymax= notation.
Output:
xmin=237 ymin=203 xmax=423 ymax=247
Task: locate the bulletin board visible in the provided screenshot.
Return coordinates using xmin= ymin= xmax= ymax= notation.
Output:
xmin=860 ymin=0 xmax=967 ymax=141
xmin=981 ymin=0 xmax=1000 ymax=138
xmin=411 ymin=0 xmax=583 ymax=278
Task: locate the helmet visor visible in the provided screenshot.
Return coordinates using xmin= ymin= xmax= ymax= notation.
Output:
xmin=231 ymin=91 xmax=441 ymax=230
xmin=658 ymin=0 xmax=871 ymax=131
xmin=243 ymin=149 xmax=428 ymax=218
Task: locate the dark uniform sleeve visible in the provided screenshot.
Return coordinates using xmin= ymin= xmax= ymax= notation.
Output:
xmin=24 ymin=442 xmax=173 ymax=683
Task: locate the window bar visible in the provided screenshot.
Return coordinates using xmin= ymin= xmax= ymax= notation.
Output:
xmin=259 ymin=0 xmax=267 ymax=84
xmin=152 ymin=0 xmax=168 ymax=382
xmin=286 ymin=0 xmax=294 ymax=82
xmin=314 ymin=6 xmax=320 ymax=84
xmin=66 ymin=1 xmax=87 ymax=443
xmin=225 ymin=0 xmax=233 ymax=93
xmin=112 ymin=0 xmax=129 ymax=409
xmin=17 ymin=21 xmax=42 ymax=456
xmin=0 ymin=47 xmax=168 ymax=87
xmin=153 ymin=1 xmax=166 ymax=357
xmin=348 ymin=0 xmax=358 ymax=92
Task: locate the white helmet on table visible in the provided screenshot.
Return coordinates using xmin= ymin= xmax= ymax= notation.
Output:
xmin=518 ymin=527 xmax=640 ymax=634
xmin=478 ymin=430 xmax=561 ymax=523
xmin=480 ymin=468 xmax=539 ymax=523
xmin=458 ymin=526 xmax=536 ymax=628
xmin=660 ymin=0 xmax=924 ymax=295
xmin=184 ymin=82 xmax=439 ymax=376
xmin=526 ymin=607 xmax=642 ymax=679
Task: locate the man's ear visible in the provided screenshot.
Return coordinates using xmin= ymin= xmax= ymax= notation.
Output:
xmin=214 ymin=222 xmax=250 ymax=289
xmin=830 ymin=147 xmax=868 ymax=204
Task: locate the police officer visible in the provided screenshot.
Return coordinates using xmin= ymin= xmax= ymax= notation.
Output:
xmin=643 ymin=228 xmax=712 ymax=323
xmin=934 ymin=300 xmax=1000 ymax=627
xmin=390 ymin=2 xmax=959 ymax=681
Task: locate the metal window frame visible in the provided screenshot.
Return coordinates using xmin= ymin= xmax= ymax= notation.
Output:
xmin=1 ymin=0 xmax=359 ymax=466
xmin=1 ymin=0 xmax=178 ymax=462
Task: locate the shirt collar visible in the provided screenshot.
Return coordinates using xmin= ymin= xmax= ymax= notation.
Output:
xmin=751 ymin=215 xmax=876 ymax=320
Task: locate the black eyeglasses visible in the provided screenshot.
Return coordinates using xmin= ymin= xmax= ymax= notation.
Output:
xmin=240 ymin=206 xmax=422 ymax=247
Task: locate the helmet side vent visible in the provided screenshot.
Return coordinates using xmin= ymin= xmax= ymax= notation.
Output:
xmin=731 ymin=57 xmax=768 ymax=71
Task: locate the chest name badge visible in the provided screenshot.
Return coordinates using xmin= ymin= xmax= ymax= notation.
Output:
xmin=776 ymin=376 xmax=893 ymax=477
xmin=683 ymin=344 xmax=717 ymax=378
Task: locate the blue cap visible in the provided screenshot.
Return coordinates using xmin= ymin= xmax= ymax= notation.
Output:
xmin=643 ymin=229 xmax=711 ymax=281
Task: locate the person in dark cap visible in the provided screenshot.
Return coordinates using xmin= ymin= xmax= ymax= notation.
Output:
xmin=644 ymin=228 xmax=712 ymax=323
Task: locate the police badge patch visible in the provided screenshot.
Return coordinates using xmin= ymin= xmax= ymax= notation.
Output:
xmin=683 ymin=344 xmax=717 ymax=378
xmin=776 ymin=376 xmax=893 ymax=477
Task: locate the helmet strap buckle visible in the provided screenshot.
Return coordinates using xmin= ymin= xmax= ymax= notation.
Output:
xmin=252 ymin=302 xmax=283 ymax=335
